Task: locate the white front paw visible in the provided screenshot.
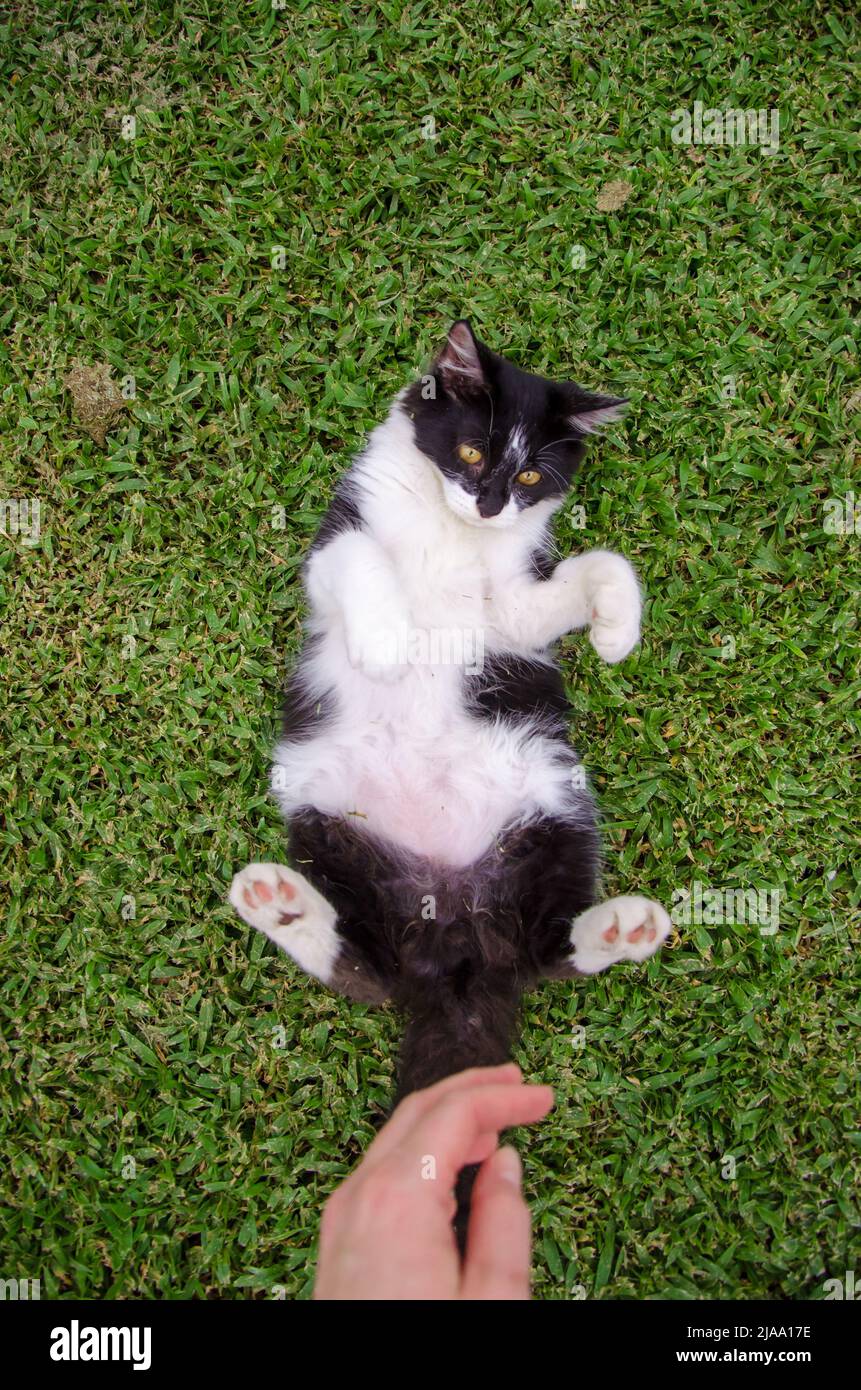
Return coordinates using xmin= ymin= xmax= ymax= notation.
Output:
xmin=588 ymin=561 xmax=641 ymax=663
xmin=347 ymin=623 xmax=409 ymax=682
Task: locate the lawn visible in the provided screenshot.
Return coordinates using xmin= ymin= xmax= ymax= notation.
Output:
xmin=1 ymin=0 xmax=859 ymax=1300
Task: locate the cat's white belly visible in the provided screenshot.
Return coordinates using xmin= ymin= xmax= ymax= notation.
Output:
xmin=271 ymin=649 xmax=576 ymax=867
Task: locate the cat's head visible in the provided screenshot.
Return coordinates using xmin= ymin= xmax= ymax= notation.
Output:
xmin=403 ymin=320 xmax=627 ymax=528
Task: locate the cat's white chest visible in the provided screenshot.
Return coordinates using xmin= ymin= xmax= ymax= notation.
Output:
xmin=270 ymin=409 xmax=574 ymax=866
xmin=401 ymin=547 xmax=492 ymax=631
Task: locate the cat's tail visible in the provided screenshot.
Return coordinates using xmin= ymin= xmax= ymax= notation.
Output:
xmin=394 ymin=958 xmax=522 ymax=1255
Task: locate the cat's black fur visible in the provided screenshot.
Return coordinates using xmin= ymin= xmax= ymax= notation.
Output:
xmin=403 ymin=320 xmax=625 ymax=517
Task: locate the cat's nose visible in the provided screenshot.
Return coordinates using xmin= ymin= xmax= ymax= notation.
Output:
xmin=477 ymin=496 xmax=504 ymax=518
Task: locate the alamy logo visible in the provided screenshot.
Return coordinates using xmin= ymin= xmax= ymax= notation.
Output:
xmin=50 ymin=1321 xmax=152 ymax=1371
xmin=0 ymin=498 xmax=41 ymax=545
xmin=671 ymin=881 xmax=780 ymax=936
xmin=670 ymin=102 xmax=780 ymax=155
xmin=359 ymin=623 xmax=485 ymax=674
xmin=823 ymin=1270 xmax=859 ymax=1300
xmin=823 ymin=492 xmax=860 ymax=534
xmin=0 ymin=1276 xmax=40 ymax=1299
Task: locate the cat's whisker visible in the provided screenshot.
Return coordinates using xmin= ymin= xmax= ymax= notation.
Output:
xmin=533 ymin=458 xmax=568 ymax=491
xmin=538 ymin=435 xmax=587 ymax=452
xmin=482 ymin=387 xmax=496 ymax=451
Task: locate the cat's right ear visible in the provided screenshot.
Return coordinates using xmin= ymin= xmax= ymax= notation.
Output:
xmin=435 ymin=320 xmax=487 ymax=399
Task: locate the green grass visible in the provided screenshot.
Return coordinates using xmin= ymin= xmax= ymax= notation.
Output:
xmin=1 ymin=0 xmax=859 ymax=1300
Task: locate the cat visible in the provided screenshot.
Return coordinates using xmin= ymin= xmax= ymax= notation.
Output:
xmin=229 ymin=321 xmax=671 ymax=1237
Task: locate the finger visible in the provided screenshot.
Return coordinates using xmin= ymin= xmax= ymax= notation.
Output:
xmin=460 ymin=1146 xmax=531 ymax=1301
xmin=364 ymin=1064 xmax=523 ymax=1166
xmin=462 ymin=1130 xmax=502 ymax=1166
xmin=395 ymin=1082 xmax=554 ymax=1191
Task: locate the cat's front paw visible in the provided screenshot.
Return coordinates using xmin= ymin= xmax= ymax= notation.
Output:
xmin=347 ymin=624 xmax=409 ymax=682
xmin=588 ymin=558 xmax=641 ymax=663
xmin=569 ymin=895 xmax=672 ymax=974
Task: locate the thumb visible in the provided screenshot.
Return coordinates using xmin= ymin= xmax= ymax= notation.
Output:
xmin=460 ymin=1145 xmax=532 ymax=1301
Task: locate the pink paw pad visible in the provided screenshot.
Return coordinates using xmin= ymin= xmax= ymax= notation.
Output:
xmin=244 ymin=877 xmax=298 ymax=910
xmin=602 ymin=921 xmax=658 ymax=945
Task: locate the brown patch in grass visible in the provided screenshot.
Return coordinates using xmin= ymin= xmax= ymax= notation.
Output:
xmin=596 ymin=179 xmax=633 ymax=212
xmin=63 ymin=362 xmax=126 ymax=445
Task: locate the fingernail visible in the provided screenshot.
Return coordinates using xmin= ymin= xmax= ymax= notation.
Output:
xmin=496 ymin=1145 xmax=522 ymax=1185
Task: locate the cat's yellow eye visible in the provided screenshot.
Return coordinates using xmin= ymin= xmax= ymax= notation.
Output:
xmin=457 ymin=443 xmax=483 ymax=465
xmin=517 ymin=469 xmax=542 ymax=486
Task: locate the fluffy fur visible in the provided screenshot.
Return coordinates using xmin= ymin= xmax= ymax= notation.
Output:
xmin=230 ymin=321 xmax=671 ymax=1243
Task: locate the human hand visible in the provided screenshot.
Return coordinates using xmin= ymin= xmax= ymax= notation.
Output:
xmin=314 ymin=1064 xmax=554 ymax=1300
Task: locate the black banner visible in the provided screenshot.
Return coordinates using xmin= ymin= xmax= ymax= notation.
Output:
xmin=6 ymin=1298 xmax=858 ymax=1374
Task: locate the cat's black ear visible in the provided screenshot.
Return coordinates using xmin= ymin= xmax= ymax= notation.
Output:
xmin=435 ymin=320 xmax=487 ymax=399
xmin=563 ymin=387 xmax=629 ymax=436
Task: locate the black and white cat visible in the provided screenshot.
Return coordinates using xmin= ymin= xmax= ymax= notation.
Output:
xmin=230 ymin=320 xmax=671 ymax=1115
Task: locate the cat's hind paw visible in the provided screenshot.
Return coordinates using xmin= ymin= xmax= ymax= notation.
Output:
xmin=229 ymin=862 xmax=339 ymax=983
xmin=569 ymin=895 xmax=672 ymax=975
